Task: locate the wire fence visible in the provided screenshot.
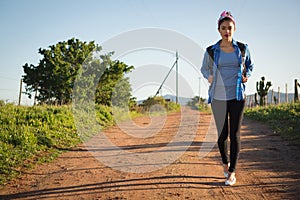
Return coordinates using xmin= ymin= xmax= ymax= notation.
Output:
xmin=246 ymin=85 xmax=299 ymax=108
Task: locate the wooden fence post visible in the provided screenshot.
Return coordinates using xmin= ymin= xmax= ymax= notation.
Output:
xmin=18 ymin=79 xmax=22 ymax=106
xmin=278 ymin=87 xmax=281 ymax=104
xmin=271 ymin=89 xmax=274 ymax=105
xmin=285 ymin=83 xmax=288 ymax=103
xmin=295 ymin=79 xmax=300 ymax=102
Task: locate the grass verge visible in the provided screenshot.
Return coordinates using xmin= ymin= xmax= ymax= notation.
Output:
xmin=0 ymin=104 xmax=112 ymax=185
xmin=244 ymin=102 xmax=300 ymax=146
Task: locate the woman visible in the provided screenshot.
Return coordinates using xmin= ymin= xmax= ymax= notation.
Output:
xmin=201 ymin=11 xmax=254 ymax=186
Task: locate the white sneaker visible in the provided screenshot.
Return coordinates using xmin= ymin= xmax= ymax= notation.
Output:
xmin=225 ymin=176 xmax=236 ymax=186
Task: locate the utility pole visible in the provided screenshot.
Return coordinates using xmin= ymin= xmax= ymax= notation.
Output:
xmin=278 ymin=87 xmax=281 ymax=104
xmin=295 ymin=79 xmax=300 ymax=102
xmin=18 ymin=78 xmax=23 ymax=106
xmin=198 ymin=77 xmax=201 ymax=103
xmin=285 ymin=83 xmax=288 ymax=103
xmin=154 ymin=51 xmax=179 ymax=103
xmin=176 ymin=51 xmax=178 ymax=104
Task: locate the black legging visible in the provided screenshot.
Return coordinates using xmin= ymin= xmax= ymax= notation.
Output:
xmin=212 ymin=99 xmax=245 ymax=173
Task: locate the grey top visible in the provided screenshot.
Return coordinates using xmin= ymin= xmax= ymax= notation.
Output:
xmin=214 ymin=50 xmax=240 ymax=100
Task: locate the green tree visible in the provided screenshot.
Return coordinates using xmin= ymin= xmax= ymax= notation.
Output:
xmin=96 ymin=60 xmax=134 ymax=106
xmin=23 ymin=38 xmax=100 ymax=105
xmin=72 ymin=53 xmax=110 ymax=106
xmin=22 ymin=38 xmax=134 ymax=106
xmin=111 ymin=77 xmax=133 ymax=108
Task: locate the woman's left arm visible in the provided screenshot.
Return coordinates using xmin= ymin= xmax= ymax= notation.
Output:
xmin=244 ymin=44 xmax=254 ymax=78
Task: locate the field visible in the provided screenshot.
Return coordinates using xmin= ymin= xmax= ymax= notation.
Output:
xmin=244 ymin=102 xmax=300 ymax=145
xmin=0 ymin=104 xmax=114 ymax=185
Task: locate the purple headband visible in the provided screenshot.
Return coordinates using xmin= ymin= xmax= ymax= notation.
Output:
xmin=218 ymin=11 xmax=235 ymax=26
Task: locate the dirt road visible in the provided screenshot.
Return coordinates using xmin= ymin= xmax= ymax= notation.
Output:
xmin=1 ymin=109 xmax=300 ymax=199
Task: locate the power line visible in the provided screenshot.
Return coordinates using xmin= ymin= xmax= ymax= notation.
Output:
xmin=154 ymin=51 xmax=179 ymax=103
xmin=0 ymin=76 xmax=19 ymax=80
xmin=0 ymin=88 xmax=18 ymax=92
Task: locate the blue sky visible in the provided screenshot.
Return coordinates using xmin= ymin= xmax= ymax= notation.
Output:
xmin=0 ymin=0 xmax=299 ymax=105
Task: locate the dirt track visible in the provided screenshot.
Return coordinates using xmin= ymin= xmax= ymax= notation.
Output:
xmin=1 ymin=109 xmax=300 ymax=200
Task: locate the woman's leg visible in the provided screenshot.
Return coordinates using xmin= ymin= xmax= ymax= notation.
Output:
xmin=212 ymin=99 xmax=229 ymax=165
xmin=227 ymin=99 xmax=245 ymax=173
xmin=218 ymin=113 xmax=229 ymax=164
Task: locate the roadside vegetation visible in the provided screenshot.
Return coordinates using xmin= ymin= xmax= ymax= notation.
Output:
xmin=187 ymin=96 xmax=211 ymax=113
xmin=244 ymin=102 xmax=300 ymax=146
xmin=0 ymin=98 xmax=180 ymax=185
xmin=0 ymin=103 xmax=109 ymax=184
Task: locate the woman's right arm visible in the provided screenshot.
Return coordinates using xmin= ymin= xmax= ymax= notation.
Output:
xmin=201 ymin=51 xmax=214 ymax=84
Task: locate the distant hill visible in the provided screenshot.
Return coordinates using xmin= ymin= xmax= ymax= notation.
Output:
xmin=162 ymin=94 xmax=192 ymax=106
xmin=246 ymin=91 xmax=296 ymax=104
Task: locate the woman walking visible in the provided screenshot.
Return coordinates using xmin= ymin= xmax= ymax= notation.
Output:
xmin=201 ymin=11 xmax=254 ymax=186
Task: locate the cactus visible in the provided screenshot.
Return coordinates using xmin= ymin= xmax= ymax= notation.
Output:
xmin=256 ymin=76 xmax=272 ymax=106
xmin=295 ymin=79 xmax=300 ymax=102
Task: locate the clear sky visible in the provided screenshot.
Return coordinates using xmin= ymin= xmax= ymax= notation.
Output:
xmin=1 ymin=0 xmax=299 ymax=105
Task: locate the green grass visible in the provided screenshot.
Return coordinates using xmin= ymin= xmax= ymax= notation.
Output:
xmin=244 ymin=102 xmax=300 ymax=146
xmin=0 ymin=104 xmax=113 ymax=185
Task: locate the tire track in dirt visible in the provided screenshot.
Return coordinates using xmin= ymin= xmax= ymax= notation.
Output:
xmin=0 ymin=109 xmax=300 ymax=199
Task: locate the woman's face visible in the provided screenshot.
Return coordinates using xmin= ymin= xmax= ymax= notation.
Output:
xmin=218 ymin=20 xmax=236 ymax=41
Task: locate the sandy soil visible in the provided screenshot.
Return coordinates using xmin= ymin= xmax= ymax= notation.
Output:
xmin=1 ymin=109 xmax=300 ymax=200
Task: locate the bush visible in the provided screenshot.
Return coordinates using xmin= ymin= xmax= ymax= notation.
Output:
xmin=0 ymin=100 xmax=5 ymax=106
xmin=244 ymin=102 xmax=300 ymax=145
xmin=0 ymin=104 xmax=114 ymax=185
xmin=141 ymin=96 xmax=180 ymax=113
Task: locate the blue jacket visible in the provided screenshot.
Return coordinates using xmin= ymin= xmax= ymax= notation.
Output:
xmin=201 ymin=39 xmax=254 ymax=103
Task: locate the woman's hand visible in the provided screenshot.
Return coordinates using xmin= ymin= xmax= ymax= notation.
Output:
xmin=208 ymin=75 xmax=214 ymax=84
xmin=242 ymin=76 xmax=248 ymax=83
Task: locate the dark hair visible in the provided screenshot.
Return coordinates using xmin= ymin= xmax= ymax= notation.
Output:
xmin=218 ymin=17 xmax=235 ymax=29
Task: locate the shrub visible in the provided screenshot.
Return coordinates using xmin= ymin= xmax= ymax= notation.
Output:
xmin=244 ymin=102 xmax=300 ymax=145
xmin=0 ymin=104 xmax=114 ymax=184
